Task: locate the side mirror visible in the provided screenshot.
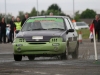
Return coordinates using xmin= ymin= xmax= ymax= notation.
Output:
xmin=66 ymin=29 xmax=74 ymax=34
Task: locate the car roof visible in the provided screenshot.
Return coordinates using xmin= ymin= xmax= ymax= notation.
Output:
xmin=29 ymin=16 xmax=69 ymax=19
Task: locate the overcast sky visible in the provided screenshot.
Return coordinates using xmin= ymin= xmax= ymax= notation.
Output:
xmin=0 ymin=0 xmax=100 ymax=17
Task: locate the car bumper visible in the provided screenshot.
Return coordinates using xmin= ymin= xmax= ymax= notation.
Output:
xmin=12 ymin=42 xmax=66 ymax=55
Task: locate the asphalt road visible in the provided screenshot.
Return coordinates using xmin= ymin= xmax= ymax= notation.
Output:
xmin=0 ymin=40 xmax=100 ymax=75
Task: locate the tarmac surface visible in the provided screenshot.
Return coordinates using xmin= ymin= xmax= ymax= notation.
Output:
xmin=0 ymin=39 xmax=100 ymax=75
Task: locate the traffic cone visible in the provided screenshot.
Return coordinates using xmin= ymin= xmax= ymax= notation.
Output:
xmin=78 ymin=31 xmax=82 ymax=44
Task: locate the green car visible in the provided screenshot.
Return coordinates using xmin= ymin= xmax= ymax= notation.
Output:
xmin=13 ymin=16 xmax=79 ymax=61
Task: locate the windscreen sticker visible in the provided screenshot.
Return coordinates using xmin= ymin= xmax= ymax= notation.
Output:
xmin=34 ymin=20 xmax=55 ymax=22
xmin=27 ymin=18 xmax=63 ymax=23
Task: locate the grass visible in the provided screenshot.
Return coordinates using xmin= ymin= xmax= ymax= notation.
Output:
xmin=77 ymin=29 xmax=90 ymax=39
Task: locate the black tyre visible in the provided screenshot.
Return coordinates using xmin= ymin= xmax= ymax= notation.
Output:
xmin=14 ymin=54 xmax=22 ymax=61
xmin=28 ymin=55 xmax=35 ymax=61
xmin=60 ymin=48 xmax=68 ymax=60
xmin=72 ymin=42 xmax=79 ymax=59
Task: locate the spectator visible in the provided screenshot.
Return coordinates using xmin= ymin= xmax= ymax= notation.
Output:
xmin=6 ymin=24 xmax=10 ymax=43
xmin=14 ymin=16 xmax=22 ymax=34
xmin=21 ymin=13 xmax=29 ymax=27
xmin=49 ymin=12 xmax=53 ymax=16
xmin=89 ymin=20 xmax=94 ymax=42
xmin=93 ymin=15 xmax=100 ymax=42
xmin=0 ymin=17 xmax=6 ymax=43
xmin=0 ymin=21 xmax=2 ymax=43
xmin=9 ymin=16 xmax=15 ymax=43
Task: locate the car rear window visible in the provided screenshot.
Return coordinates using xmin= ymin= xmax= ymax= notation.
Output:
xmin=21 ymin=17 xmax=65 ymax=31
xmin=76 ymin=22 xmax=87 ymax=26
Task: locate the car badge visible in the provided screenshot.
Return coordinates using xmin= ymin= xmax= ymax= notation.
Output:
xmin=35 ymin=39 xmax=39 ymax=41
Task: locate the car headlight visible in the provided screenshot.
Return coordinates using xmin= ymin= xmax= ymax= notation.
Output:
xmin=52 ymin=43 xmax=60 ymax=46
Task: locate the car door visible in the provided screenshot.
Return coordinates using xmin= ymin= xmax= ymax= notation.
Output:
xmin=64 ymin=17 xmax=78 ymax=52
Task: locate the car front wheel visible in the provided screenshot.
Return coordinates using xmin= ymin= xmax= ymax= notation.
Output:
xmin=28 ymin=55 xmax=35 ymax=61
xmin=14 ymin=54 xmax=22 ymax=61
xmin=72 ymin=42 xmax=79 ymax=59
xmin=60 ymin=47 xmax=68 ymax=60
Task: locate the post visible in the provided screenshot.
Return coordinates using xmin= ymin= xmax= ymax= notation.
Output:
xmin=5 ymin=0 xmax=7 ymax=23
xmin=58 ymin=7 xmax=60 ymax=15
xmin=58 ymin=8 xmax=59 ymax=15
xmin=37 ymin=0 xmax=38 ymax=16
xmin=93 ymin=27 xmax=98 ymax=61
xmin=73 ymin=0 xmax=75 ymax=19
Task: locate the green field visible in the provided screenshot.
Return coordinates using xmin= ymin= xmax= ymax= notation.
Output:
xmin=77 ymin=29 xmax=90 ymax=39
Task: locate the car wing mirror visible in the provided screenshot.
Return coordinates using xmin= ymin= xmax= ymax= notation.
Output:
xmin=66 ymin=29 xmax=74 ymax=34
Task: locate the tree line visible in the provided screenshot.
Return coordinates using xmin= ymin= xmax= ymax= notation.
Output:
xmin=0 ymin=3 xmax=97 ymax=23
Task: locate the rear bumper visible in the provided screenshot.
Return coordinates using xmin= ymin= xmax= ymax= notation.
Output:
xmin=12 ymin=42 xmax=66 ymax=55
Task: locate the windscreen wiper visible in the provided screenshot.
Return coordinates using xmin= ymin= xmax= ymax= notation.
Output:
xmin=48 ymin=28 xmax=64 ymax=30
xmin=26 ymin=30 xmax=32 ymax=31
xmin=25 ymin=28 xmax=47 ymax=31
xmin=32 ymin=28 xmax=47 ymax=30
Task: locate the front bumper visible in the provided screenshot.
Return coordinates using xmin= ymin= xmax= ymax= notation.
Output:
xmin=12 ymin=42 xmax=66 ymax=55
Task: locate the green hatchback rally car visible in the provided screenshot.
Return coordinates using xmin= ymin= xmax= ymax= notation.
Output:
xmin=12 ymin=16 xmax=79 ymax=61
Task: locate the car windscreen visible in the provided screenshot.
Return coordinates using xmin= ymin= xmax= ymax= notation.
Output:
xmin=21 ymin=17 xmax=65 ymax=31
xmin=76 ymin=22 xmax=87 ymax=26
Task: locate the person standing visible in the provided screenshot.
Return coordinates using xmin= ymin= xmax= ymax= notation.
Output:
xmin=0 ymin=18 xmax=6 ymax=43
xmin=6 ymin=24 xmax=10 ymax=43
xmin=93 ymin=15 xmax=100 ymax=42
xmin=89 ymin=20 xmax=94 ymax=42
xmin=21 ymin=13 xmax=29 ymax=27
xmin=9 ymin=16 xmax=15 ymax=43
xmin=49 ymin=12 xmax=53 ymax=16
xmin=0 ymin=21 xmax=1 ymax=43
xmin=14 ymin=16 xmax=22 ymax=34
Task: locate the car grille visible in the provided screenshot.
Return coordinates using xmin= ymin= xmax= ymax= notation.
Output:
xmin=28 ymin=42 xmax=46 ymax=44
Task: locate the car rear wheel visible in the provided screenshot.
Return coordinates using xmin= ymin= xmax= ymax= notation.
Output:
xmin=72 ymin=42 xmax=79 ymax=59
xmin=28 ymin=55 xmax=35 ymax=61
xmin=14 ymin=54 xmax=22 ymax=61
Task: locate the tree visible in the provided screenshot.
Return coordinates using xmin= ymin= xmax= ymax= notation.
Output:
xmin=46 ymin=4 xmax=66 ymax=16
xmin=80 ymin=9 xmax=96 ymax=19
xmin=40 ymin=10 xmax=46 ymax=16
xmin=18 ymin=11 xmax=24 ymax=20
xmin=46 ymin=10 xmax=59 ymax=15
xmin=74 ymin=11 xmax=81 ymax=21
xmin=30 ymin=7 xmax=37 ymax=16
xmin=6 ymin=13 xmax=12 ymax=23
xmin=59 ymin=12 xmax=67 ymax=16
xmin=47 ymin=4 xmax=61 ymax=12
xmin=0 ymin=13 xmax=5 ymax=21
xmin=0 ymin=13 xmax=12 ymax=23
xmin=0 ymin=13 xmax=3 ymax=21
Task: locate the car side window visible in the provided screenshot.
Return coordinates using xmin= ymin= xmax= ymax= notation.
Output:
xmin=67 ymin=18 xmax=75 ymax=30
xmin=64 ymin=18 xmax=72 ymax=30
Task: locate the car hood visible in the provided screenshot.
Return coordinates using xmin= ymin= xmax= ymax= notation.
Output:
xmin=16 ymin=30 xmax=66 ymax=37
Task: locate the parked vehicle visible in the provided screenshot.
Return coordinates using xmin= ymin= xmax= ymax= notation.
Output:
xmin=12 ymin=16 xmax=79 ymax=61
xmin=73 ymin=22 xmax=89 ymax=30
